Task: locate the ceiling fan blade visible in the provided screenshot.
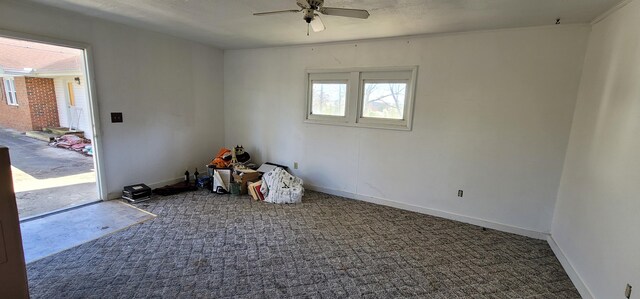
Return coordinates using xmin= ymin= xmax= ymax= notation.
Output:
xmin=311 ymin=14 xmax=325 ymax=32
xmin=320 ymin=7 xmax=370 ymax=19
xmin=296 ymin=0 xmax=310 ymax=9
xmin=253 ymin=9 xmax=301 ymax=16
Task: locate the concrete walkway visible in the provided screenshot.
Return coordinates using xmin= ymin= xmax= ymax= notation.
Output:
xmin=0 ymin=128 xmax=97 ymax=218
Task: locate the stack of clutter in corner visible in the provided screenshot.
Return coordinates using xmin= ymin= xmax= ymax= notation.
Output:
xmin=260 ymin=167 xmax=304 ymax=204
xmin=206 ymin=146 xmax=304 ymax=203
xmin=209 ymin=145 xmax=258 ymax=194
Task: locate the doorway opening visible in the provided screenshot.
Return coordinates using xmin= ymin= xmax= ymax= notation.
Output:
xmin=0 ymin=35 xmax=102 ymax=219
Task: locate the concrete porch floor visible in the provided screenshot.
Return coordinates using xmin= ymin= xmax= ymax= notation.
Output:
xmin=21 ymin=200 xmax=155 ymax=263
xmin=0 ymin=127 xmax=98 ymax=218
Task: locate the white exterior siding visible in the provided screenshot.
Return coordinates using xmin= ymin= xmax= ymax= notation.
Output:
xmin=53 ymin=76 xmax=93 ymax=140
xmin=53 ymin=77 xmax=69 ymax=128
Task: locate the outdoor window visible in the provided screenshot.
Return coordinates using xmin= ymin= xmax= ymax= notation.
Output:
xmin=306 ymin=72 xmax=351 ymax=123
xmin=311 ymin=82 xmax=347 ymax=116
xmin=3 ymin=77 xmax=18 ymax=106
xmin=306 ymin=67 xmax=417 ymax=130
xmin=361 ymin=82 xmax=407 ymax=119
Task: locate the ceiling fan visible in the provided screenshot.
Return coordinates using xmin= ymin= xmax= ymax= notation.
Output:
xmin=253 ymin=0 xmax=370 ymax=35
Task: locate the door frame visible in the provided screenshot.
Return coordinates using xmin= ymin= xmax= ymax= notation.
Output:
xmin=0 ymin=29 xmax=107 ymax=201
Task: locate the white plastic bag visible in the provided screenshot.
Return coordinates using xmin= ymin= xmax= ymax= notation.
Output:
xmin=260 ymin=167 xmax=304 ymax=204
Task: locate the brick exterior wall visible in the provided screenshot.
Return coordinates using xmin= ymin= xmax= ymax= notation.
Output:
xmin=0 ymin=77 xmax=33 ymax=132
xmin=0 ymin=76 xmax=60 ymax=132
xmin=25 ymin=77 xmax=60 ymax=131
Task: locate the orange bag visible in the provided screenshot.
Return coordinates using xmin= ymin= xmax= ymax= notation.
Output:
xmin=210 ymin=148 xmax=231 ymax=168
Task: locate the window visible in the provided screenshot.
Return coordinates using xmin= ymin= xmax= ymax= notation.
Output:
xmin=306 ymin=67 xmax=417 ymax=130
xmin=311 ymin=82 xmax=346 ymax=116
xmin=361 ymin=82 xmax=407 ymax=119
xmin=306 ymin=72 xmax=352 ymax=123
xmin=3 ymin=78 xmax=18 ymax=106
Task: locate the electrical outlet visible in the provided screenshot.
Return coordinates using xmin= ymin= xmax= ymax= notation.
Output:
xmin=111 ymin=112 xmax=123 ymax=123
xmin=626 ymin=284 xmax=632 ymax=299
xmin=294 ymin=162 xmax=299 ymax=169
xmin=458 ymin=190 xmax=464 ymax=197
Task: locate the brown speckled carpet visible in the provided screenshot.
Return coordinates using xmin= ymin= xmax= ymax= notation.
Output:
xmin=26 ymin=190 xmax=579 ymax=298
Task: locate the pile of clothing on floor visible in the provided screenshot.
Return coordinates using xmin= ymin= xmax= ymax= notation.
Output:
xmin=49 ymin=134 xmax=93 ymax=156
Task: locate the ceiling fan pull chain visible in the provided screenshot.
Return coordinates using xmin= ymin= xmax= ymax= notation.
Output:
xmin=307 ymin=23 xmax=310 ymax=36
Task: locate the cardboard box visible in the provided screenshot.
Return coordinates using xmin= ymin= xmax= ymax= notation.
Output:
xmin=232 ymin=171 xmax=262 ymax=194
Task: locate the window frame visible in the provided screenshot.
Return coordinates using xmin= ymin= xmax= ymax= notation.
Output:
xmin=306 ymin=72 xmax=353 ymax=124
xmin=305 ymin=66 xmax=418 ymax=131
xmin=3 ymin=77 xmax=18 ymax=106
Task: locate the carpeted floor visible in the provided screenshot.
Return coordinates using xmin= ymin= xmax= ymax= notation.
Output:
xmin=26 ymin=190 xmax=580 ymax=298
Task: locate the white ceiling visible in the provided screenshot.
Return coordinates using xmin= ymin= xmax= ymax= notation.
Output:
xmin=29 ymin=0 xmax=620 ymax=49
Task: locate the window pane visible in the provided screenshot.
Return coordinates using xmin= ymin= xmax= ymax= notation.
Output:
xmin=311 ymin=82 xmax=347 ymax=116
xmin=361 ymin=82 xmax=407 ymax=119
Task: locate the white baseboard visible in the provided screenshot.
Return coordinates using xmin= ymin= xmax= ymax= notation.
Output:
xmin=546 ymin=236 xmax=594 ymax=299
xmin=107 ymin=177 xmax=184 ymax=200
xmin=304 ymin=184 xmax=548 ymax=240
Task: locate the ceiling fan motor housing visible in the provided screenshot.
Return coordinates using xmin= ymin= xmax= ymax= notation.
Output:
xmin=307 ymin=0 xmax=324 ymax=10
xmin=303 ymin=8 xmax=315 ymax=23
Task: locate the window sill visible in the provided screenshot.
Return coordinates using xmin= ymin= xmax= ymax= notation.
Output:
xmin=304 ymin=118 xmax=412 ymax=131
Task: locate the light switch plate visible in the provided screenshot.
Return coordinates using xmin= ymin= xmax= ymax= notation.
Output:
xmin=111 ymin=112 xmax=123 ymax=123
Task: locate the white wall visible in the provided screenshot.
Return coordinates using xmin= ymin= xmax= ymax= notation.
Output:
xmin=224 ymin=25 xmax=589 ymax=234
xmin=551 ymin=0 xmax=640 ymax=298
xmin=0 ymin=0 xmax=225 ymax=198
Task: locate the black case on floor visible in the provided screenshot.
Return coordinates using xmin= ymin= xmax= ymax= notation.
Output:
xmin=122 ymin=183 xmax=152 ymax=202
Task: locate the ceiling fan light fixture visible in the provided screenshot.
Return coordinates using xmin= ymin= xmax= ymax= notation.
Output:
xmin=311 ymin=14 xmax=326 ymax=32
xmin=303 ymin=8 xmax=315 ymax=23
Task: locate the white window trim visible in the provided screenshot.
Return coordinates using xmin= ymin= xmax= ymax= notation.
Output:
xmin=306 ymin=72 xmax=352 ymax=124
xmin=305 ymin=66 xmax=418 ymax=131
xmin=3 ymin=77 xmax=18 ymax=106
